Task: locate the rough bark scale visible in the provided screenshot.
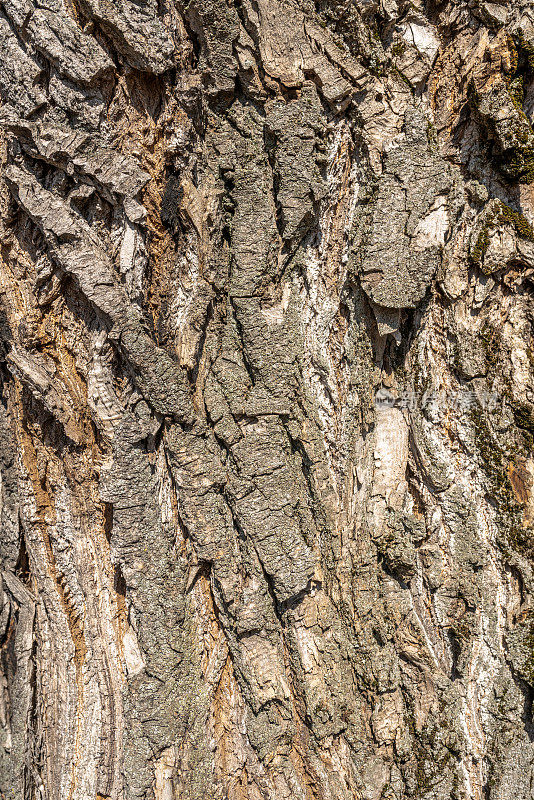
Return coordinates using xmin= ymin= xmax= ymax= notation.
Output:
xmin=1 ymin=0 xmax=534 ymax=798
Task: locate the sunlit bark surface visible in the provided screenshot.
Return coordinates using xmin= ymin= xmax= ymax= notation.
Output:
xmin=2 ymin=1 xmax=534 ymax=798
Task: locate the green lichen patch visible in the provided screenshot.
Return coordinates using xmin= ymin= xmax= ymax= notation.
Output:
xmin=509 ymin=75 xmax=525 ymax=111
xmin=471 ymin=224 xmax=490 ymax=265
xmin=506 ymin=32 xmax=534 ymax=111
xmin=497 ymin=203 xmax=534 ymax=239
xmin=480 ymin=322 xmax=501 ymax=372
xmin=498 ymin=34 xmax=534 ymax=180
xmin=512 ymin=402 xmax=534 ymax=432
xmin=470 ymin=37 xmax=534 ymax=183
xmin=406 ymin=712 xmax=457 ymax=796
xmin=508 ymin=33 xmax=519 ymax=75
xmin=469 ymin=407 xmax=527 ymax=556
xmin=499 ymin=145 xmax=534 ymax=184
xmin=391 ymin=40 xmax=407 ymax=57
xmin=515 ymin=31 xmax=534 ymax=71
xmin=469 ymin=201 xmax=534 ymax=269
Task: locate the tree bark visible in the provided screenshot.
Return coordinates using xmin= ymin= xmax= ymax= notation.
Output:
xmin=1 ymin=1 xmax=534 ymax=798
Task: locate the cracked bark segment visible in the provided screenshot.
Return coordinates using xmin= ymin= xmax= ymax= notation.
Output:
xmin=231 ymin=295 xmax=298 ymax=411
xmin=0 ymin=12 xmax=46 ymax=116
xmin=0 ymin=402 xmax=20 ymax=571
xmin=3 ymin=0 xmax=534 ymax=798
xmin=178 ymin=0 xmax=240 ymax=103
xmin=1 ymin=109 xmax=150 ymax=198
xmin=387 ymin=12 xmax=440 ymax=88
xmin=470 ymin=78 xmax=534 ymax=183
xmin=78 ymin=0 xmax=175 ymax=74
xmin=229 ymin=416 xmax=317 ymax=602
xmin=0 ymin=0 xmax=114 ymax=85
xmin=100 ymin=414 xmax=214 ymax=799
xmin=265 ymin=82 xmax=327 ymax=241
xmin=469 ymin=198 xmax=534 ymax=274
xmin=210 ymin=106 xmax=280 ymax=299
xmin=240 ymin=0 xmax=368 ymax=105
xmin=6 ymin=166 xmax=194 ymax=422
xmin=163 ymin=424 xmax=297 ymax=758
xmin=0 ymin=406 xmax=26 ymax=797
xmin=358 ymin=108 xmax=453 ymax=309
xmin=163 ymin=424 xmax=242 ymax=604
xmin=5 ymin=164 xmax=128 ymax=318
xmin=0 ymin=573 xmax=35 ymax=800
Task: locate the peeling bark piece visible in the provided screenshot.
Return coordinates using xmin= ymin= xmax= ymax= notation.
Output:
xmin=161 ymin=175 xmax=204 ymax=235
xmin=303 ymin=18 xmax=370 ymax=88
xmin=27 ymin=7 xmax=113 ymax=85
xmin=358 ymin=108 xmax=452 ymax=309
xmin=241 ymin=0 xmax=357 ymax=106
xmin=5 ymin=164 xmax=127 ymax=319
xmin=47 ymin=70 xmax=106 ymax=130
xmin=7 ymin=347 xmax=83 ymax=443
xmin=0 ymin=0 xmax=113 ymax=86
xmin=473 ymin=0 xmax=509 ymax=26
xmin=78 ymin=0 xmax=174 ymax=74
xmin=118 ymin=321 xmax=195 ymax=423
xmin=371 ymin=303 xmax=401 ymax=342
xmin=1 ymin=109 xmax=150 ymax=198
xmin=241 ymin=0 xmax=307 ymax=88
xmin=235 ymin=24 xmax=267 ymax=99
xmin=5 ymin=166 xmax=193 ymax=423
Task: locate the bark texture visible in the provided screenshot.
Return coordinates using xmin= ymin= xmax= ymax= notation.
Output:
xmin=1 ymin=1 xmax=534 ymax=798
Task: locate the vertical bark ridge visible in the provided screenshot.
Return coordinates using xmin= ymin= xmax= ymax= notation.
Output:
xmin=1 ymin=1 xmax=534 ymax=799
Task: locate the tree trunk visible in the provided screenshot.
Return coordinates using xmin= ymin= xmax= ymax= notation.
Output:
xmin=1 ymin=1 xmax=534 ymax=798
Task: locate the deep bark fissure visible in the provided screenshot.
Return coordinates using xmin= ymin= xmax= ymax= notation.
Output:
xmin=3 ymin=2 xmax=534 ymax=799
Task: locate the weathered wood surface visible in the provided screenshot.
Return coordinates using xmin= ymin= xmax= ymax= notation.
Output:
xmin=1 ymin=1 xmax=534 ymax=798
